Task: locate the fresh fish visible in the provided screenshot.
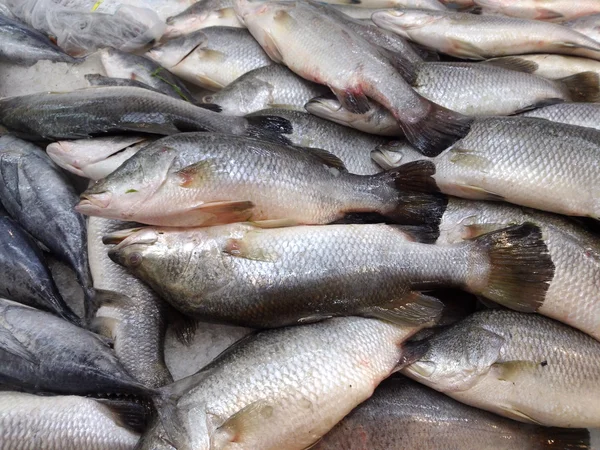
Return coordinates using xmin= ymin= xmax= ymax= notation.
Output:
xmin=305 ymin=96 xmax=402 ymax=136
xmin=474 ymin=0 xmax=600 ymax=21
xmin=106 ymin=222 xmax=553 ymax=329
xmin=434 ymin=197 xmax=600 ymax=341
xmin=85 ymin=74 xmax=172 ymax=97
xmin=201 ymin=64 xmax=329 ymax=115
xmin=99 ymin=48 xmax=196 ymax=102
xmin=372 ymin=117 xmax=600 ymax=218
xmin=164 ymin=0 xmax=242 ymax=38
xmin=328 ymin=0 xmax=447 ymax=7
xmin=47 ymin=135 xmax=150 ymax=180
xmin=0 ymin=87 xmax=291 ymax=143
xmin=88 ymin=218 xmax=173 ymax=389
xmin=0 ymin=391 xmax=144 ymax=450
xmin=372 ymin=9 xmax=600 ymax=60
xmin=147 ymin=27 xmax=272 ymax=90
xmin=77 ymin=132 xmax=445 ymax=227
xmin=563 ymin=14 xmax=600 ymax=44
xmin=0 ymin=217 xmax=79 ymax=323
xmin=0 ymin=136 xmax=93 ymax=320
xmin=412 ymin=62 xmax=600 ymax=115
xmin=315 ymin=376 xmax=591 ymax=450
xmin=236 ymin=0 xmax=472 ymax=156
xmin=0 ymin=299 xmax=149 ymax=396
xmin=0 ymin=14 xmax=80 ymax=66
xmin=486 ymin=54 xmax=600 ymax=80
xmin=247 ymin=108 xmax=387 ymax=175
xmin=137 ymin=317 xmax=432 ymax=450
xmin=521 ymin=103 xmax=600 ymax=131
xmin=402 ymin=310 xmax=600 ymax=428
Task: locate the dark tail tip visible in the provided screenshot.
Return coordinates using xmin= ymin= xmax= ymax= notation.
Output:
xmin=400 ymin=103 xmax=473 ymax=157
xmin=245 ymin=115 xmax=294 ymax=145
xmin=196 ymin=103 xmax=223 ymax=112
xmin=384 ymin=190 xmax=447 ymax=235
xmin=396 ymin=338 xmax=430 ymax=371
xmin=536 ymin=428 xmax=590 ymax=450
xmin=560 ymin=71 xmax=600 ymax=103
xmin=390 ymin=160 xmax=440 ymax=193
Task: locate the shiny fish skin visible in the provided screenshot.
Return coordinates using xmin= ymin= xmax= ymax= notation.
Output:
xmin=474 ymin=0 xmax=600 ymax=21
xmin=436 ymin=198 xmax=600 ymax=341
xmin=164 ymin=0 xmax=242 ymax=38
xmin=0 ymin=136 xmax=93 ymax=320
xmin=148 ymin=27 xmax=272 ymax=90
xmin=564 ymin=14 xmax=600 ymax=44
xmin=486 ymin=54 xmax=600 ymax=80
xmin=0 ymin=14 xmax=80 ymax=66
xmin=372 ymin=9 xmax=600 ymax=60
xmin=0 ymin=392 xmax=141 ymax=450
xmin=203 ymin=64 xmax=329 ymax=115
xmin=236 ymin=0 xmax=472 ymax=156
xmin=143 ymin=317 xmax=424 ymax=450
xmin=314 ymin=376 xmax=591 ymax=450
xmin=88 ymin=217 xmax=173 ymax=389
xmin=0 ymin=299 xmax=148 ymax=397
xmin=402 ymin=310 xmax=600 ymax=428
xmin=78 ymin=132 xmax=440 ymax=227
xmin=247 ymin=108 xmax=387 ymax=175
xmin=521 ymin=102 xmax=600 ymax=131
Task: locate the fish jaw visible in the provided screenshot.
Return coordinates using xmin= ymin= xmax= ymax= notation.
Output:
xmin=46 ymin=142 xmax=87 ymax=178
xmin=77 ymin=191 xmax=113 ymax=213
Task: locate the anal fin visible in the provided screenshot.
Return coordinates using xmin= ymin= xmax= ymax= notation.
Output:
xmin=362 ymin=291 xmax=444 ymax=326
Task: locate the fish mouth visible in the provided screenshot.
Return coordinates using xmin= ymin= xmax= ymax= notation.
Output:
xmin=78 ymin=191 xmax=113 ymax=210
xmin=102 ymin=227 xmax=144 ymax=245
xmin=108 ymin=228 xmax=160 ymax=251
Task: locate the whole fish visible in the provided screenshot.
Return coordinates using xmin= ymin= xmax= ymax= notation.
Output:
xmin=0 ymin=14 xmax=80 ymax=66
xmin=0 ymin=392 xmax=143 ymax=450
xmin=88 ymin=217 xmax=173 ymax=388
xmin=305 ymin=96 xmax=402 ymax=136
xmin=47 ymin=135 xmax=150 ymax=180
xmin=413 ymin=62 xmax=599 ymax=115
xmin=84 ymin=74 xmax=169 ymax=97
xmin=521 ymin=103 xmax=600 ymax=131
xmin=372 ymin=9 xmax=600 ymax=60
xmin=147 ymin=27 xmax=272 ymax=90
xmin=236 ymin=0 xmax=472 ymax=156
xmin=0 ymin=299 xmax=149 ymax=396
xmin=486 ymin=54 xmax=600 ymax=80
xmin=106 ymin=222 xmax=553 ymax=329
xmin=0 ymin=217 xmax=79 ymax=323
xmin=315 ymin=376 xmax=591 ymax=450
xmin=474 ymin=0 xmax=600 ymax=21
xmin=164 ymin=0 xmax=242 ymax=38
xmin=247 ymin=108 xmax=387 ymax=175
xmin=138 ymin=317 xmax=431 ymax=450
xmin=0 ymin=136 xmax=94 ymax=320
xmin=402 ymin=310 xmax=600 ymax=428
xmin=563 ymin=14 xmax=600 ymax=44
xmin=99 ymin=48 xmax=196 ymax=102
xmin=433 ymin=197 xmax=600 ymax=341
xmin=77 ymin=132 xmax=445 ymax=227
xmin=146 ymin=31 xmax=208 ymax=69
xmin=372 ymin=117 xmax=600 ymax=218
xmin=0 ymin=87 xmax=290 ymax=144
xmin=202 ymin=64 xmax=329 ymax=115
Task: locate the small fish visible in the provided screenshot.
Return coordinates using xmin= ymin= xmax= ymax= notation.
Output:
xmin=521 ymin=102 xmax=600 ymax=131
xmin=402 ymin=310 xmax=600 ymax=428
xmin=372 ymin=9 xmax=600 ymax=60
xmin=315 ymin=376 xmax=591 ymax=450
xmin=0 ymin=14 xmax=80 ymax=66
xmin=563 ymin=14 xmax=600 ymax=44
xmin=77 ymin=132 xmax=444 ymax=227
xmin=236 ymin=0 xmax=472 ymax=156
xmin=106 ymin=222 xmax=553 ymax=329
xmin=164 ymin=0 xmax=242 ymax=38
xmin=373 ymin=117 xmax=600 ymax=218
xmin=473 ymin=0 xmax=600 ymax=21
xmin=0 ymin=391 xmax=144 ymax=450
xmin=202 ymin=64 xmax=329 ymax=115
xmin=137 ymin=317 xmax=433 ymax=450
xmin=0 ymin=299 xmax=149 ymax=397
xmin=486 ymin=54 xmax=600 ymax=80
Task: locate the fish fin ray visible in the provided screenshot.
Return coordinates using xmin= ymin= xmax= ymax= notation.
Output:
xmin=224 ymin=235 xmax=278 ymax=262
xmin=497 ymin=404 xmax=544 ymax=425
xmin=91 ymin=316 xmax=120 ymax=342
xmin=330 ymin=86 xmax=371 ymax=114
xmin=559 ymin=71 xmax=600 ymax=102
xmin=176 ymin=160 xmax=219 ymax=188
xmin=214 ymin=401 xmax=275 ymax=446
xmin=362 ymin=292 xmax=443 ymax=326
xmin=248 ymin=218 xmax=300 ymax=228
xmin=302 ymin=147 xmax=347 ymax=171
xmin=451 ymin=183 xmax=505 ymax=202
xmin=555 ymin=41 xmax=600 ymax=52
xmin=536 ymin=8 xmax=564 ymax=20
xmin=96 ymin=398 xmax=150 ymax=433
xmin=449 ymin=38 xmax=485 ymax=59
xmin=493 ymin=360 xmax=543 ymax=382
xmin=483 ymin=56 xmax=538 ymax=74
xmin=262 ymin=30 xmax=285 ymax=63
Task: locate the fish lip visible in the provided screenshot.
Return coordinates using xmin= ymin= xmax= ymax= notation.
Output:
xmin=102 ymin=227 xmax=144 ymax=245
xmin=78 ymin=191 xmax=113 ymax=209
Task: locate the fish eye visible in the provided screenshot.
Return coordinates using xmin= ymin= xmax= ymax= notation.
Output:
xmin=128 ymin=252 xmax=143 ymax=267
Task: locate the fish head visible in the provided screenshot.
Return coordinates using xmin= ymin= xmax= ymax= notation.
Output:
xmin=371 ymin=10 xmax=445 ymax=38
xmin=99 ymin=47 xmax=138 ymax=79
xmin=147 ymin=30 xmax=208 ymax=69
xmin=234 ymin=0 xmax=294 ymax=54
xmin=401 ymin=323 xmax=505 ymax=393
xmin=46 ymin=141 xmax=87 ymax=177
xmin=165 ymin=0 xmax=239 ymax=38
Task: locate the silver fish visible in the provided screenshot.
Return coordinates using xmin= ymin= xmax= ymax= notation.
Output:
xmin=474 ymin=0 xmax=600 ymax=21
xmin=84 ymin=74 xmax=170 ymax=98
xmin=164 ymin=0 xmax=242 ymax=38
xmin=486 ymin=54 xmax=600 ymax=80
xmin=315 ymin=376 xmax=591 ymax=450
xmin=372 ymin=9 xmax=600 ymax=60
xmin=236 ymin=0 xmax=472 ymax=156
xmin=402 ymin=310 xmax=600 ymax=428
xmin=521 ymin=102 xmax=600 ymax=131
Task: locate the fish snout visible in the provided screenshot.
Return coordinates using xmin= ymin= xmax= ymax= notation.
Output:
xmin=77 ymin=191 xmax=113 ymax=212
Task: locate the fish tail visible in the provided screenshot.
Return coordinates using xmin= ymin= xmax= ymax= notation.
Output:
xmin=535 ymin=428 xmax=590 ymax=449
xmin=558 ymin=71 xmax=600 ymax=102
xmin=469 ymin=223 xmax=555 ymax=312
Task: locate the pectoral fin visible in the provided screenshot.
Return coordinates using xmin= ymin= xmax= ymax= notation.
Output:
xmin=213 ymin=401 xmax=275 ymax=447
xmin=262 ymin=30 xmax=284 ymax=63
xmin=492 ymin=360 xmax=546 ymax=382
xmin=449 ymin=38 xmax=485 ymax=60
xmin=498 ymin=405 xmax=543 ymax=425
xmin=224 ymin=234 xmax=278 ymax=262
xmin=451 ymin=183 xmax=505 ymax=202
xmin=330 ymin=86 xmax=371 ymax=115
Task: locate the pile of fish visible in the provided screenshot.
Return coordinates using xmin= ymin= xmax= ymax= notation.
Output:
xmin=1 ymin=0 xmax=600 ymax=448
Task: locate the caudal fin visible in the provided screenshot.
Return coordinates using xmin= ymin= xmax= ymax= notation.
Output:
xmin=535 ymin=428 xmax=590 ymax=450
xmin=244 ymin=115 xmax=293 ymax=145
xmin=470 ymin=223 xmax=555 ymax=312
xmin=559 ymin=71 xmax=600 ymax=102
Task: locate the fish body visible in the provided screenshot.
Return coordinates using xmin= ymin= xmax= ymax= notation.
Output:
xmin=0 ymin=392 xmax=142 ymax=450
xmin=165 ymin=0 xmax=242 ymax=38
xmin=372 ymin=9 xmax=600 ymax=60
xmin=140 ymin=317 xmax=426 ymax=450
xmin=236 ymin=0 xmax=472 ymax=156
xmin=521 ymin=102 xmax=600 ymax=131
xmin=564 ymin=14 xmax=600 ymax=44
xmin=0 ymin=136 xmax=93 ymax=319
xmin=474 ymin=0 xmax=600 ymax=21
xmin=402 ymin=310 xmax=600 ymax=428
xmin=315 ymin=376 xmax=591 ymax=450
xmin=486 ymin=54 xmax=600 ymax=79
